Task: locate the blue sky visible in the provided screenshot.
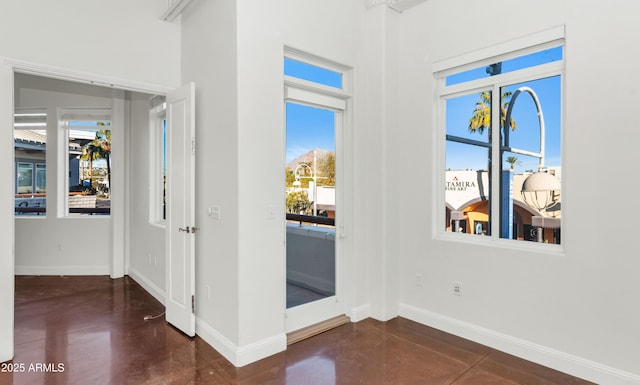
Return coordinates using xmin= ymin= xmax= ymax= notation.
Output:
xmin=285 ymin=58 xmax=339 ymax=164
xmin=446 ymin=47 xmax=563 ymax=173
xmin=285 ymin=47 xmax=562 ymax=173
xmin=446 ymin=75 xmax=562 ymax=173
xmin=286 ymin=102 xmax=335 ymax=164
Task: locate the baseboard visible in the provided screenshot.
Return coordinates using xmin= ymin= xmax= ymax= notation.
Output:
xmin=14 ymin=265 xmax=109 ymax=276
xmin=350 ymin=303 xmax=371 ymax=322
xmin=127 ymin=267 xmax=165 ymax=306
xmin=196 ymin=317 xmax=286 ymax=367
xmin=399 ymin=303 xmax=640 ymax=385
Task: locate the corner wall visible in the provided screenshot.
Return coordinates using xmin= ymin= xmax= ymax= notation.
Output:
xmin=388 ymin=1 xmax=640 ymax=383
xmin=180 ymin=0 xmax=243 ymax=361
xmin=180 ymin=0 xmax=385 ymax=366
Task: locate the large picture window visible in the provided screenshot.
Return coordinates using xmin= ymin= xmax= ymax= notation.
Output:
xmin=436 ymin=31 xmax=564 ymax=245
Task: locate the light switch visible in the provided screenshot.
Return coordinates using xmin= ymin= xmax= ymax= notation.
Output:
xmin=208 ymin=206 xmax=221 ymax=220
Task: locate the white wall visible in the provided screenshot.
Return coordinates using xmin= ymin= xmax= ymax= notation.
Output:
xmin=235 ymin=0 xmax=287 ymax=353
xmin=389 ymin=0 xmax=640 ymax=383
xmin=180 ymin=0 xmax=384 ymax=366
xmin=0 ymin=0 xmax=181 ymax=90
xmin=14 ymin=74 xmax=118 ymax=275
xmin=181 ymin=0 xmax=242 ymax=361
xmin=0 ymin=63 xmax=15 ymax=363
xmin=4 ymin=1 xmax=637 ymax=382
xmin=0 ymin=0 xmax=181 ymax=363
xmin=127 ymin=92 xmax=166 ymax=301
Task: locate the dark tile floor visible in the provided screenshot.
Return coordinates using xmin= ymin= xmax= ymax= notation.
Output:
xmin=2 ymin=275 xmax=595 ymax=385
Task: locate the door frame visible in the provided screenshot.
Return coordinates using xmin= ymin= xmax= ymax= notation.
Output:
xmin=283 ymin=69 xmax=354 ymax=334
xmin=5 ymin=57 xmax=173 ymax=278
xmin=1 ymin=57 xmax=177 ymax=361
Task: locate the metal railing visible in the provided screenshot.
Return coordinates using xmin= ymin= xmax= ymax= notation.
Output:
xmin=15 ymin=207 xmax=110 ymax=215
xmin=286 ymin=213 xmax=335 ymax=227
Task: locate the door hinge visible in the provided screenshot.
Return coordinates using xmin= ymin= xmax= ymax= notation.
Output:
xmin=191 ymin=137 xmax=196 ymax=155
xmin=191 ymin=295 xmax=195 ymax=314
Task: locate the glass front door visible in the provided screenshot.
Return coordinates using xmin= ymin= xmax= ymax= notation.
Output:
xmin=285 ymin=101 xmax=342 ymax=332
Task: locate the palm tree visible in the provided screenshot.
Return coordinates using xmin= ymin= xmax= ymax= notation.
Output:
xmin=93 ymin=129 xmax=111 ymax=189
xmin=80 ymin=143 xmax=99 ymax=187
xmin=505 ymin=155 xmax=519 ymax=171
xmin=468 ymin=91 xmax=517 ymax=134
xmin=80 ymin=128 xmax=111 ymax=190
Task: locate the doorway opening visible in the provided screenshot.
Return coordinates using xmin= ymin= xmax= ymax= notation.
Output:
xmin=283 ymin=50 xmax=351 ymax=336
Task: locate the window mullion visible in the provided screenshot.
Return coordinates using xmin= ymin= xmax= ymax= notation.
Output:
xmin=490 ymin=84 xmax=501 ymax=238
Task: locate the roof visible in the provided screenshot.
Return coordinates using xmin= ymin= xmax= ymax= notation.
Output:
xmin=14 ymin=129 xmax=46 ymax=144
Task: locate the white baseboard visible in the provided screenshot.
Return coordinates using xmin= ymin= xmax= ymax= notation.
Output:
xmin=196 ymin=317 xmax=286 ymax=367
xmin=350 ymin=304 xmax=371 ymax=322
xmin=127 ymin=267 xmax=165 ymax=306
xmin=15 ymin=265 xmax=109 ymax=276
xmin=399 ymin=303 xmax=640 ymax=385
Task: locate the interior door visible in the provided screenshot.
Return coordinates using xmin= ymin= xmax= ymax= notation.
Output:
xmin=165 ymin=82 xmax=196 ymax=337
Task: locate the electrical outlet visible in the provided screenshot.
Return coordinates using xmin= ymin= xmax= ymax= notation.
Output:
xmin=453 ymin=281 xmax=462 ymax=296
xmin=416 ymin=274 xmax=423 ymax=287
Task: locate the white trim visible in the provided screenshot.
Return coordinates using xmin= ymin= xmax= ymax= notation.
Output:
xmin=399 ymin=303 xmax=640 ymax=385
xmin=4 ymin=58 xmax=173 ymax=95
xmin=127 ymin=267 xmax=166 ymax=306
xmin=14 ymin=265 xmax=110 ymax=276
xmin=284 ymin=85 xmax=348 ymax=111
xmin=350 ymin=304 xmax=371 ymax=322
xmin=435 ymin=29 xmax=565 ymax=247
xmin=284 ymin=76 xmax=351 ymax=102
xmin=284 ymin=47 xmax=352 ymax=95
xmin=283 ymin=49 xmax=353 ymax=337
xmin=196 ymin=317 xmax=287 ymax=367
xmin=433 ymin=26 xmax=565 ymax=75
xmin=438 ymin=61 xmax=564 ymax=98
xmin=0 ymin=62 xmax=14 ymax=364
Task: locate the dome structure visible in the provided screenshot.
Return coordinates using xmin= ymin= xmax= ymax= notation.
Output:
xmin=521 ymin=171 xmax=561 ymax=216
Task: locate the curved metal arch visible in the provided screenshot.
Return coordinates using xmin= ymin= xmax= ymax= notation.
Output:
xmin=503 ymin=86 xmax=545 ymax=170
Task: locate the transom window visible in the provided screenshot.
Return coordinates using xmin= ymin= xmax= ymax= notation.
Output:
xmin=436 ymin=29 xmax=564 ymax=245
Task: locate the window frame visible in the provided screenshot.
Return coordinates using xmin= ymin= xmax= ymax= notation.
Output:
xmin=434 ymin=28 xmax=565 ymax=252
xmin=58 ymin=108 xmax=112 ymax=218
xmin=149 ymin=101 xmax=167 ymax=227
